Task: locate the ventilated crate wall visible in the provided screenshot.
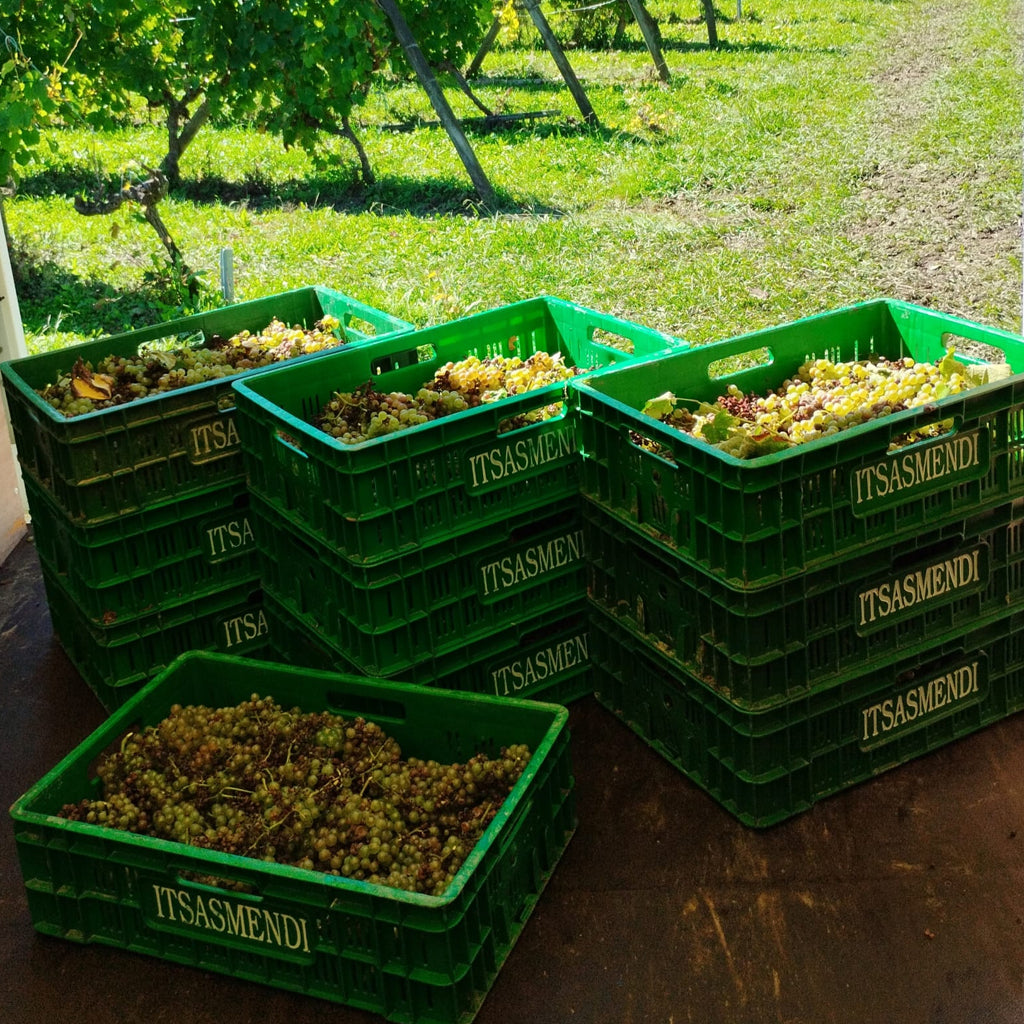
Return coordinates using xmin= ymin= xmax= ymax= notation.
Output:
xmin=10 ymin=653 xmax=576 ymax=1024
xmin=585 ymin=497 xmax=1024 ymax=709
xmin=254 ymin=494 xmax=587 ymax=677
xmin=266 ymin=590 xmax=593 ymax=706
xmin=592 ymin=611 xmax=1024 ymax=827
xmin=2 ymin=287 xmax=414 ymax=524
xmin=42 ymin=569 xmax=268 ymax=710
xmin=231 ymin=295 xmax=682 ymax=566
xmin=3 ymin=287 xmax=414 ymax=706
xmin=232 ymin=295 xmax=680 ymax=699
xmin=26 ymin=474 xmax=260 ymax=627
xmin=576 ymin=299 xmax=1024 ymax=824
xmin=573 ymin=299 xmax=1024 ymax=590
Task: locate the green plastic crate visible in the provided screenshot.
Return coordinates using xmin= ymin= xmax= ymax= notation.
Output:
xmin=26 ymin=473 xmax=259 ymax=626
xmin=10 ymin=651 xmax=575 ymax=1024
xmin=573 ymin=299 xmax=1024 ymax=591
xmin=252 ymin=485 xmax=583 ymax=627
xmin=42 ymin=566 xmax=268 ymax=708
xmin=231 ymin=295 xmax=683 ymax=565
xmin=592 ymin=608 xmax=1024 ymax=828
xmin=585 ymin=497 xmax=1024 ymax=710
xmin=258 ymin=496 xmax=587 ymax=677
xmin=1 ymin=287 xmax=414 ymax=526
xmin=266 ymin=588 xmax=593 ymax=705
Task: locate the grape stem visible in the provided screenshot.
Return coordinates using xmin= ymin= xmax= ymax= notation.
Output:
xmin=358 ymin=742 xmax=392 ymax=797
xmin=218 ymin=785 xmax=255 ymax=799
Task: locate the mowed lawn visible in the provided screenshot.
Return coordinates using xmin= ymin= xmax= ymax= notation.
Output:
xmin=6 ymin=0 xmax=1022 ymax=354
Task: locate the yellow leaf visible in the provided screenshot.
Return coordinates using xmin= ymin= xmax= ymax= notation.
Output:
xmin=71 ymin=370 xmax=114 ymax=401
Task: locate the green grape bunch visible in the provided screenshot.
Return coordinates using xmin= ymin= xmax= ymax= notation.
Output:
xmin=37 ymin=315 xmax=346 ymax=418
xmin=58 ymin=694 xmax=532 ymax=897
xmin=316 ymin=350 xmax=583 ymax=443
xmin=640 ymin=348 xmax=1010 ymax=459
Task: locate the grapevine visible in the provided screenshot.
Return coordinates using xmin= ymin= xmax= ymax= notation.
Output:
xmin=315 ymin=350 xmax=583 ymax=443
xmin=640 ymin=348 xmax=1010 ymax=459
xmin=37 ymin=316 xmax=346 ymax=418
xmin=58 ymin=694 xmax=532 ymax=897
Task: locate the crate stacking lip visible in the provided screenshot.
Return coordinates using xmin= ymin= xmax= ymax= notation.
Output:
xmin=572 ymin=298 xmax=1024 ymax=592
xmin=10 ymin=651 xmax=575 ymax=1024
xmin=591 ymin=607 xmax=1024 ymax=828
xmin=584 ymin=495 xmax=1024 ymax=711
xmin=254 ymin=494 xmax=586 ymax=677
xmin=41 ymin=567 xmax=267 ymax=708
xmin=25 ymin=472 xmax=259 ymax=626
xmin=1 ymin=286 xmax=414 ymax=527
xmin=231 ymin=295 xmax=683 ymax=567
xmin=265 ymin=588 xmax=594 ymax=705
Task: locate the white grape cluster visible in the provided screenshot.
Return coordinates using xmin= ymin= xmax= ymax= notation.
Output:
xmin=126 ymin=345 xmax=241 ymax=391
xmin=38 ymin=315 xmax=345 ymax=417
xmin=58 ymin=694 xmax=532 ymax=897
xmin=747 ymin=354 xmax=970 ymax=445
xmin=316 ymin=350 xmax=581 ymax=444
xmin=226 ymin=316 xmax=343 ymax=362
xmin=318 ymin=389 xmax=443 ymax=444
xmin=639 ymin=349 xmax=995 ymax=460
xmin=434 ymin=351 xmax=573 ymax=403
xmin=51 ymin=392 xmax=114 ymax=418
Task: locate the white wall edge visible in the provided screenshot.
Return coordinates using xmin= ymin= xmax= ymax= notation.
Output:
xmin=1 ymin=203 xmax=29 ymax=565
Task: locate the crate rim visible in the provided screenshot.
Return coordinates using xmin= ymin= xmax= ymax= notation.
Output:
xmin=11 ymin=650 xmax=570 ymax=909
xmin=570 ymin=296 xmax=1024 ymax=468
xmin=230 ymin=293 xmax=685 ymax=455
xmin=0 ymin=285 xmax=415 ymax=427
xmin=236 ymin=375 xmax=578 ymax=457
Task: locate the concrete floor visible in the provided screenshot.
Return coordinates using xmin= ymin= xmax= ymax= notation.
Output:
xmin=3 ymin=531 xmax=1024 ymax=1024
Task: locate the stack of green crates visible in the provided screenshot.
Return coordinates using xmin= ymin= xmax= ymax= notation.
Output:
xmin=230 ymin=295 xmax=683 ymax=704
xmin=571 ymin=298 xmax=1024 ymax=826
xmin=1 ymin=287 xmax=414 ymax=710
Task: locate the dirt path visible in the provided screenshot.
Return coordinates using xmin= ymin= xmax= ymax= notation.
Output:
xmin=845 ymin=0 xmax=1023 ymax=328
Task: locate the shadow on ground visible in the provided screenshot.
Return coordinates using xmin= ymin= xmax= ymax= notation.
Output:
xmin=10 ymin=251 xmax=213 ymax=342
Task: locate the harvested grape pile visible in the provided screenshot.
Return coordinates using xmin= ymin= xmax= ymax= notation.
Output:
xmin=38 ymin=316 xmax=345 ymax=418
xmin=315 ymin=351 xmax=582 ymax=442
xmin=59 ymin=695 xmax=531 ymax=896
xmin=642 ymin=348 xmax=1007 ymax=459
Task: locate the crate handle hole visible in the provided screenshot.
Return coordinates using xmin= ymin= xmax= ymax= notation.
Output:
xmin=274 ymin=429 xmax=308 ymax=459
xmin=344 ymin=316 xmax=374 ymax=338
xmin=942 ymin=332 xmax=1010 ymax=366
xmin=518 ymin=614 xmax=588 ymax=648
xmin=176 ymin=869 xmax=262 ymax=898
xmin=626 ymin=426 xmax=678 ymax=467
xmin=324 ymin=691 xmax=406 ymax=725
xmin=370 ymin=345 xmax=436 ymax=376
xmin=497 ymin=398 xmax=570 ymax=436
xmin=136 ymin=330 xmax=205 ymax=358
xmin=590 ymin=328 xmax=635 ymax=356
xmin=885 ymin=413 xmax=961 ymax=454
xmin=707 ymin=346 xmax=773 ymax=381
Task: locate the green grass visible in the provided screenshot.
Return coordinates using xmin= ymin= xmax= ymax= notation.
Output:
xmin=5 ymin=0 xmax=1022 ymax=356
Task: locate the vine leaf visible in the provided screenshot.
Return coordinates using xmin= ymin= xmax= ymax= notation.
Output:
xmin=640 ymin=391 xmax=680 ymax=420
xmin=696 ymin=402 xmax=737 ymax=445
